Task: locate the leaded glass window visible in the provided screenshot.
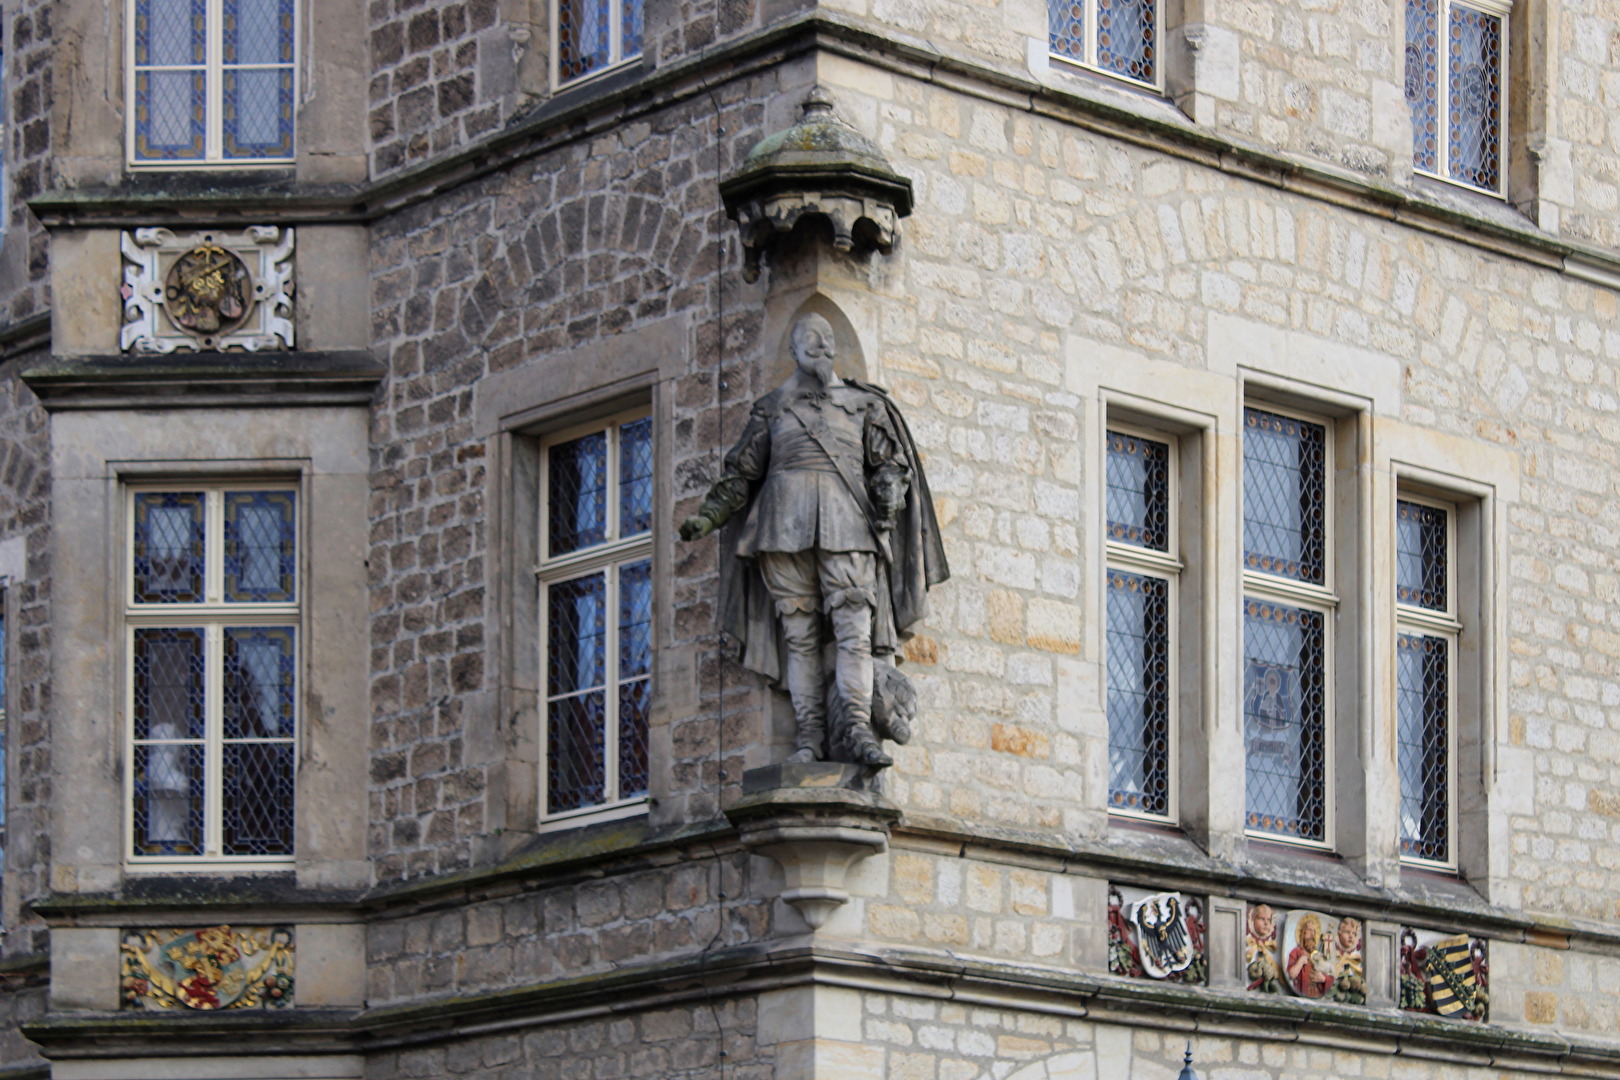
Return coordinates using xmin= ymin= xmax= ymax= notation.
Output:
xmin=1243 ymin=404 xmax=1335 ymax=846
xmin=1048 ymin=0 xmax=1159 ymax=88
xmin=1396 ymin=496 xmax=1457 ymax=866
xmin=1105 ymin=428 xmax=1178 ymax=820
xmin=556 ymin=0 xmax=644 ymax=86
xmin=1404 ymin=0 xmax=1507 ymax=195
xmin=540 ymin=414 xmax=653 ymax=824
xmin=127 ymin=484 xmax=298 ymax=863
xmin=129 ymin=0 xmax=296 ymax=165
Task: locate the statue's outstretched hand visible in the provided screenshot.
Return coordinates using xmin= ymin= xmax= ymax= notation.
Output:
xmin=679 ymin=515 xmax=715 ymax=541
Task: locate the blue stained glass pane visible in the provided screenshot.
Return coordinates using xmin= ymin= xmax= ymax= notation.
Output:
xmin=1106 ymin=570 xmax=1170 ymax=816
xmin=1243 ymin=599 xmax=1327 ymax=841
xmin=1396 ymin=500 xmax=1448 ymax=610
xmin=1096 ymin=0 xmax=1155 ymax=83
xmin=1447 ymin=4 xmax=1502 ymax=192
xmin=134 ymin=70 xmax=207 ymax=160
xmin=133 ymin=742 xmax=205 ymax=855
xmin=619 ymin=417 xmax=653 ymax=537
xmin=548 ymin=572 xmax=606 ymax=697
xmin=619 ymin=559 xmax=652 ymax=678
xmin=135 ymin=0 xmax=206 ymax=67
xmin=1398 ymin=633 xmax=1450 ymax=862
xmin=222 ymin=742 xmax=295 ymax=856
xmin=223 ymin=0 xmax=295 ymax=64
xmin=548 ymin=692 xmax=605 ymax=813
xmin=1243 ymin=408 xmax=1327 ymax=584
xmin=1049 ymin=0 xmax=1087 ymax=62
xmin=558 ymin=0 xmax=612 ymax=82
xmin=618 ymin=678 xmax=650 ymax=799
xmin=1405 ymin=0 xmax=1440 ymax=173
xmin=223 ymin=627 xmax=296 ymax=738
xmin=548 ymin=431 xmax=608 ymax=556
xmin=224 ymin=491 xmax=297 ymax=602
xmin=134 ymin=493 xmax=206 ymax=603
xmin=1106 ymin=430 xmax=1170 ymax=550
xmin=133 ymin=628 xmax=207 ymax=741
xmin=222 ymin=68 xmax=295 ymax=158
xmin=621 ymin=0 xmax=644 ymax=58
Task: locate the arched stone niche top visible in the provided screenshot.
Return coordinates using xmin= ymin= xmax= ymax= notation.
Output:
xmin=763 ymin=294 xmax=869 ymax=388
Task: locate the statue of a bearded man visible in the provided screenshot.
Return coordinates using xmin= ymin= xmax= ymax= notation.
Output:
xmin=680 ymin=313 xmax=949 ymax=767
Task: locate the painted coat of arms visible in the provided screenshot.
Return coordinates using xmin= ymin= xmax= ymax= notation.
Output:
xmin=121 ymin=925 xmax=294 ymax=1010
xmin=1108 ymin=885 xmax=1206 ymax=984
xmin=1400 ymin=927 xmax=1488 ymax=1021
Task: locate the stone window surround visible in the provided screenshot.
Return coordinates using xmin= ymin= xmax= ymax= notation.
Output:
xmin=1408 ymin=0 xmax=1514 ymax=200
xmin=1046 ymin=0 xmax=1164 ymax=93
xmin=46 ymin=408 xmax=371 ymax=894
xmin=550 ymin=0 xmax=645 ymax=92
xmin=1078 ymin=315 xmax=1514 ymax=896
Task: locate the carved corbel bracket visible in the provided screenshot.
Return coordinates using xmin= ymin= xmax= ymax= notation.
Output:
xmin=719 ymin=87 xmax=914 ymax=283
xmin=727 ymin=763 xmax=901 ymax=929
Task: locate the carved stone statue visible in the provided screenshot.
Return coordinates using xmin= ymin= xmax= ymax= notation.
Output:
xmin=681 ymin=313 xmax=949 ymax=767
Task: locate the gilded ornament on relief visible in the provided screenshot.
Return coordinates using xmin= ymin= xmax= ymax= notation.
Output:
xmin=120 ymin=925 xmax=294 ymax=1011
xmin=164 ymin=243 xmax=254 ymax=341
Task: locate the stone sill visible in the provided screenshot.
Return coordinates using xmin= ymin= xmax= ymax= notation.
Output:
xmin=19 ymin=350 xmax=386 ymax=410
xmin=30 ymin=875 xmax=365 ymax=926
xmin=20 ymin=12 xmax=1620 ymax=292
xmin=21 ymin=1007 xmax=358 ymax=1058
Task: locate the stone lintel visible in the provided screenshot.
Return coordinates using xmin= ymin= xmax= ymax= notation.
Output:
xmin=20 ymin=350 xmax=386 ymax=411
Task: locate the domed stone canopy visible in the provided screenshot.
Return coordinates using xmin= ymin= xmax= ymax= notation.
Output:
xmin=719 ymin=86 xmax=915 ymax=282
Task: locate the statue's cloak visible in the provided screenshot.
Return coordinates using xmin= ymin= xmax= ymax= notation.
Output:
xmin=718 ymin=378 xmax=950 ymax=684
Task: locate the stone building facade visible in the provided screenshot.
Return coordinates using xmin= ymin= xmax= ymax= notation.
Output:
xmin=0 ymin=0 xmax=1614 ymax=1078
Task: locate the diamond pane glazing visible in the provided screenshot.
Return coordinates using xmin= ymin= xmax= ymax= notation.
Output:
xmin=1107 ymin=570 xmax=1171 ymax=816
xmin=1243 ymin=408 xmax=1327 ymax=584
xmin=134 ymin=70 xmax=207 ymax=160
xmin=618 ymin=678 xmax=650 ymax=799
xmin=1398 ymin=633 xmax=1450 ymax=862
xmin=223 ymin=0 xmax=294 ymax=64
xmin=558 ymin=0 xmax=613 ymax=83
xmin=548 ymin=431 xmax=608 ymax=556
xmin=548 ymin=573 xmax=606 ymax=697
xmin=1096 ymin=0 xmax=1155 ymax=83
xmin=621 ymin=0 xmax=644 ymax=59
xmin=1243 ymin=599 xmax=1327 ymax=841
xmin=135 ymin=0 xmax=206 ymax=66
xmin=222 ymin=742 xmax=294 ymax=855
xmin=1396 ymin=500 xmax=1448 ymax=610
xmin=1405 ymin=0 xmax=1440 ymax=173
xmin=222 ymin=68 xmax=295 ymax=158
xmin=619 ymin=417 xmax=654 ymax=537
xmin=224 ymin=491 xmax=296 ymax=602
xmin=223 ymin=628 xmax=296 ymax=739
xmin=133 ymin=743 xmax=205 ymax=855
xmin=547 ymin=692 xmax=606 ymax=813
xmin=619 ymin=559 xmax=652 ymax=679
xmin=1106 ymin=430 xmax=1170 ymax=550
xmin=1048 ymin=0 xmax=1087 ymax=62
xmin=1447 ymin=4 xmax=1502 ymax=192
xmin=133 ymin=628 xmax=206 ymax=741
xmin=134 ymin=493 xmax=206 ymax=603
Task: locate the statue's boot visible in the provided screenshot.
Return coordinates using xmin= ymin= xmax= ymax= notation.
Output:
xmin=828 ymin=599 xmax=891 ymax=767
xmin=778 ymin=607 xmax=828 ymax=761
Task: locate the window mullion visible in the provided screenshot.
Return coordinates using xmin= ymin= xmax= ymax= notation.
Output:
xmin=207 ymin=0 xmax=223 ymax=162
xmin=1437 ymin=0 xmax=1450 ymax=181
xmin=604 ymin=562 xmax=621 ymax=803
xmin=205 ymin=621 xmax=224 ymax=857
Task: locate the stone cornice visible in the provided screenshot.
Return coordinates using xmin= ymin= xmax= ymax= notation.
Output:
xmin=22 ymin=942 xmax=1620 ymax=1074
xmin=18 ymin=350 xmax=386 ymax=410
xmin=24 ymin=13 xmax=1620 ymax=292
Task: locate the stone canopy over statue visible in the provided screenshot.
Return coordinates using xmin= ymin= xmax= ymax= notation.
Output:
xmin=681 ymin=312 xmax=949 ymax=768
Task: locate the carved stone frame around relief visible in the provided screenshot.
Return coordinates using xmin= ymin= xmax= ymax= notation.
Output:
xmin=120 ymin=227 xmax=295 ymax=353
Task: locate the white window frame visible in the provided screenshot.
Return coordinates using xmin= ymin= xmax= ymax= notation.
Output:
xmin=1241 ymin=402 xmax=1336 ymax=850
xmin=125 ymin=0 xmax=299 ymax=168
xmin=1104 ymin=423 xmax=1180 ymax=824
xmin=1395 ymin=492 xmax=1460 ymax=871
xmin=551 ymin=0 xmax=643 ymax=91
xmin=124 ymin=480 xmax=301 ymax=870
xmin=536 ymin=410 xmax=652 ymax=831
xmin=1048 ymin=0 xmax=1163 ymax=92
xmin=1409 ymin=0 xmax=1511 ymax=198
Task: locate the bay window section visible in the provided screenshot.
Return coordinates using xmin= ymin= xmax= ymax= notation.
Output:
xmin=1396 ymin=497 xmax=1458 ymax=867
xmin=1048 ymin=0 xmax=1160 ymax=89
xmin=127 ymin=485 xmax=298 ymax=864
xmin=539 ymin=414 xmax=653 ymax=826
xmin=1242 ymin=406 xmax=1334 ymax=846
xmin=1104 ymin=428 xmax=1179 ymax=820
xmin=555 ymin=0 xmax=644 ymax=87
xmin=1404 ymin=0 xmax=1508 ymax=195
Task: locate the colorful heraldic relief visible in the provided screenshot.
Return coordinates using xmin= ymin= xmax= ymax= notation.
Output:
xmin=120 ymin=926 xmax=294 ymax=1010
xmin=1108 ymin=885 xmax=1207 ymax=984
xmin=1245 ymin=903 xmax=1365 ymax=1005
xmin=1401 ymin=926 xmax=1489 ymax=1022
